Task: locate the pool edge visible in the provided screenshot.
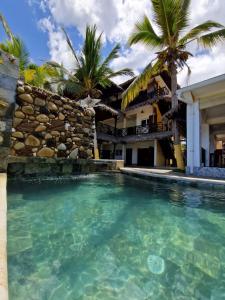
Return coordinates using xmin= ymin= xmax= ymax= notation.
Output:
xmin=0 ymin=173 xmax=8 ymax=300
xmin=120 ymin=168 xmax=225 ymax=189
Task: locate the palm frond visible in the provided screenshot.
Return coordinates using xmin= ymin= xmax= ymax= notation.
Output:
xmin=197 ymin=28 xmax=225 ymax=48
xmin=179 ymin=21 xmax=224 ymax=45
xmin=62 ymin=27 xmax=80 ymax=67
xmin=64 ymin=80 xmax=85 ymax=98
xmin=151 ymin=0 xmax=174 ymax=44
xmin=173 ymin=0 xmax=191 ymax=36
xmin=121 ymin=60 xmax=163 ymax=110
xmin=0 ymin=12 xmax=14 ymax=41
xmin=101 ymin=44 xmax=121 ymax=66
xmin=129 ymin=15 xmax=162 ymax=47
xmin=46 ymin=61 xmax=78 ymax=82
xmin=0 ymin=37 xmax=29 ymax=70
xmin=108 ymin=68 xmax=134 ymax=79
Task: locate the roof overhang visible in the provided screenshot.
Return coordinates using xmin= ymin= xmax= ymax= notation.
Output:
xmin=177 ymin=73 xmax=225 ymax=108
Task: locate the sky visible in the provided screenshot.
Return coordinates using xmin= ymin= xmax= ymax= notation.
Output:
xmin=0 ymin=0 xmax=225 ymax=87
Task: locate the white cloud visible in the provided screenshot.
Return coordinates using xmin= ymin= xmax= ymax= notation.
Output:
xmin=38 ymin=0 xmax=150 ymax=42
xmin=178 ymin=43 xmax=225 ymax=86
xmin=33 ymin=0 xmax=225 ymax=86
xmin=38 ymin=17 xmax=76 ymax=70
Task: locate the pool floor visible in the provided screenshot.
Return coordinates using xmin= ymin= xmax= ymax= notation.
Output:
xmin=7 ymin=174 xmax=225 ymax=299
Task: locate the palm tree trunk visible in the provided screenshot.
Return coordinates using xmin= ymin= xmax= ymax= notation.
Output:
xmin=170 ymin=61 xmax=185 ymax=170
xmin=93 ymin=119 xmax=99 ymax=159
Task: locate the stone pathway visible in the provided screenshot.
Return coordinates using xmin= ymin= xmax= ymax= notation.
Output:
xmin=0 ymin=173 xmax=8 ymax=300
xmin=120 ymin=167 xmax=225 ymax=188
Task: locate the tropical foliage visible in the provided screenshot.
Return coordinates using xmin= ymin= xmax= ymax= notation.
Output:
xmin=48 ymin=25 xmax=134 ymax=99
xmin=0 ymin=12 xmax=58 ymax=88
xmin=23 ymin=63 xmax=60 ymax=89
xmin=0 ymin=37 xmax=29 ymax=71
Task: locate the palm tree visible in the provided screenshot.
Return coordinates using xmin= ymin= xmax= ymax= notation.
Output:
xmin=48 ymin=25 xmax=134 ymax=159
xmin=48 ymin=25 xmax=134 ymax=99
xmin=0 ymin=12 xmax=58 ymax=88
xmin=0 ymin=38 xmax=59 ymax=88
xmin=0 ymin=12 xmax=29 ymax=71
xmin=122 ymin=0 xmax=225 ymax=169
xmin=0 ymin=37 xmax=29 ymax=72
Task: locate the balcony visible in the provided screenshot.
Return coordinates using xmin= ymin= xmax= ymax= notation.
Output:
xmin=97 ymin=122 xmax=172 ymax=143
xmin=124 ymin=87 xmax=170 ymax=111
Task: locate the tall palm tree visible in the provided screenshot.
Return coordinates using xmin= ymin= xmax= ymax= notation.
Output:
xmin=122 ymin=0 xmax=225 ymax=169
xmin=48 ymin=25 xmax=134 ymax=159
xmin=48 ymin=25 xmax=134 ymax=99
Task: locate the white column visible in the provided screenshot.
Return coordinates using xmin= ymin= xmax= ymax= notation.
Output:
xmin=201 ymin=123 xmax=210 ymax=167
xmin=132 ymin=146 xmax=138 ymax=165
xmin=187 ymin=101 xmax=201 ymax=174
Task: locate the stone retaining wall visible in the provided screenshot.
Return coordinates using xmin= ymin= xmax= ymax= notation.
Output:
xmin=7 ymin=157 xmax=124 ymax=177
xmin=0 ymin=50 xmax=19 ymax=172
xmin=11 ymin=82 xmax=94 ymax=159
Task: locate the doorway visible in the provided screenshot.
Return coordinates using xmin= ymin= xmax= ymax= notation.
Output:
xmin=126 ymin=148 xmax=133 ymax=165
xmin=137 ymin=147 xmax=154 ymax=166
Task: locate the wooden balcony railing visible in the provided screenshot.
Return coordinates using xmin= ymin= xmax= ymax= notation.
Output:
xmin=97 ymin=122 xmax=170 ymax=137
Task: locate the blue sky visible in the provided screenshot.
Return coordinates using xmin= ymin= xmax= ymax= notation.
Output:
xmin=1 ymin=0 xmax=225 ymax=85
xmin=0 ymin=0 xmax=113 ymax=66
xmin=0 ymin=1 xmax=50 ymax=63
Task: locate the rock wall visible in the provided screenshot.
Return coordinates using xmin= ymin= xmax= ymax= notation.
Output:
xmin=7 ymin=157 xmax=124 ymax=177
xmin=11 ymin=82 xmax=94 ymax=159
xmin=0 ymin=50 xmax=19 ymax=172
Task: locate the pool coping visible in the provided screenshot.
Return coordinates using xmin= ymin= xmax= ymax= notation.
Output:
xmin=120 ymin=167 xmax=225 ymax=188
xmin=0 ymin=173 xmax=8 ymax=300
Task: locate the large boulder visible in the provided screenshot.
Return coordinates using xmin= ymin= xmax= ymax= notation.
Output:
xmin=37 ymin=147 xmax=55 ymax=157
xmin=25 ymin=135 xmax=41 ymax=147
xmin=19 ymin=93 xmax=33 ymax=104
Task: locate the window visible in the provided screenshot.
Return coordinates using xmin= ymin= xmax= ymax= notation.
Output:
xmin=141 ymin=119 xmax=147 ymax=127
xmin=115 ymin=149 xmax=122 ymax=156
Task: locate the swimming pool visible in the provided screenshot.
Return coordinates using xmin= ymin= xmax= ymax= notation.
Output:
xmin=7 ymin=174 xmax=225 ymax=299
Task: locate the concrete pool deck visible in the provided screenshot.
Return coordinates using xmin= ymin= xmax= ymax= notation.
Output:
xmin=0 ymin=173 xmax=8 ymax=300
xmin=121 ymin=167 xmax=225 ymax=188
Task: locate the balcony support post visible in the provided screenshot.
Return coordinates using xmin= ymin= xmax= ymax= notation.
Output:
xmin=114 ymin=117 xmax=117 ymax=136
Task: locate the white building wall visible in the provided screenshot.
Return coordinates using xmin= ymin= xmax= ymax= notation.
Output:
xmin=103 ymin=105 xmax=154 ymax=128
xmin=201 ymin=123 xmax=210 ymax=167
xmin=187 ymin=101 xmax=201 ymax=173
xmin=118 ymin=141 xmax=155 ymax=165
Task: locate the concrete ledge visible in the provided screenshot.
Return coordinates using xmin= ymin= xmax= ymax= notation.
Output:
xmin=7 ymin=157 xmax=124 ymax=177
xmin=0 ymin=173 xmax=8 ymax=300
xmin=121 ymin=167 xmax=225 ymax=188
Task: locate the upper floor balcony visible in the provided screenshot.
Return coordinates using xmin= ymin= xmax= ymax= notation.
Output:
xmin=97 ymin=121 xmax=173 ymax=143
xmin=123 ymin=86 xmax=170 ymax=112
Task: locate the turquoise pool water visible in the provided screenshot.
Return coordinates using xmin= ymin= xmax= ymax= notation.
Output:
xmin=7 ymin=174 xmax=225 ymax=299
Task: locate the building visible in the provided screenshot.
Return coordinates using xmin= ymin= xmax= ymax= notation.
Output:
xmin=95 ymin=72 xmax=186 ymax=167
xmin=178 ymin=73 xmax=225 ymax=178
